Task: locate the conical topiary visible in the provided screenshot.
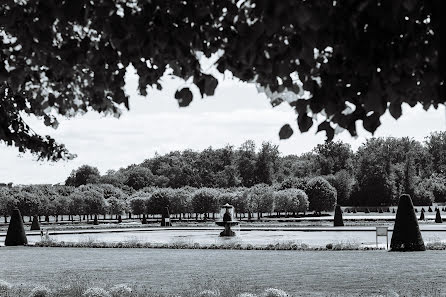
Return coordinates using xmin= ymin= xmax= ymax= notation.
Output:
xmin=161 ymin=207 xmax=171 ymax=227
xmin=435 ymin=209 xmax=443 ymax=223
xmin=30 ymin=215 xmax=40 ymax=231
xmin=421 ymin=208 xmax=425 ymax=213
xmin=392 ymin=208 xmax=396 ymax=213
xmin=428 ymin=206 xmax=433 ymax=212
xmin=5 ymin=208 xmax=28 ymax=246
xmin=390 ymin=194 xmax=425 ymax=251
xmin=334 ymin=205 xmax=344 ymax=227
xmin=347 ymin=208 xmax=351 ymax=213
xmin=93 ymin=214 xmax=99 ymax=225
xmin=420 ymin=211 xmax=425 ymax=221
xmin=378 ymin=208 xmax=383 ymax=213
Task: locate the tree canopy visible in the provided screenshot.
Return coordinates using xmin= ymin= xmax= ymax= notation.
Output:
xmin=1 ymin=0 xmax=445 ymax=160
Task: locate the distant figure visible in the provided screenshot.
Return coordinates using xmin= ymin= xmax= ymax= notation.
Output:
xmin=223 ymin=208 xmax=232 ymax=222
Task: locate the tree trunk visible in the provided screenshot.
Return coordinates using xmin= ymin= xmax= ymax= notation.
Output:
xmin=4 ymin=215 xmax=7 ymax=223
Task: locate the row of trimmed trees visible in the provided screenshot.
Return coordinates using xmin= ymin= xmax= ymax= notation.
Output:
xmin=0 ymin=177 xmax=337 ymax=221
xmin=61 ymin=133 xmax=446 ymax=207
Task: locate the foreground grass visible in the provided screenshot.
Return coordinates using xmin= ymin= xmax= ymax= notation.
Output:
xmin=2 ymin=247 xmax=446 ymax=296
xmin=0 ymin=277 xmax=443 ymax=297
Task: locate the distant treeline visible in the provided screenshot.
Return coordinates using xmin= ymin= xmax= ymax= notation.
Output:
xmin=1 ymin=132 xmax=446 ymax=219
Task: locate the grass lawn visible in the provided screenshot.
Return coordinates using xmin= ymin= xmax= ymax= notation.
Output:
xmin=0 ymin=247 xmax=444 ymax=296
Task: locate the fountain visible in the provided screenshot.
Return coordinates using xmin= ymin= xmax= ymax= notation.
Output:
xmin=215 ymin=203 xmax=239 ymax=237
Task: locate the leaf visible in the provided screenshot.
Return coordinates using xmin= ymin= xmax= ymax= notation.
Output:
xmin=194 ymin=74 xmax=218 ymax=97
xmin=279 ymin=124 xmax=294 ymax=139
xmin=389 ymin=102 xmax=402 ymax=119
xmin=363 ymin=113 xmax=381 ymax=133
xmin=317 ymin=121 xmax=335 ymax=141
xmin=297 ymin=113 xmax=313 ymax=132
xmin=174 ymin=88 xmax=193 ymax=107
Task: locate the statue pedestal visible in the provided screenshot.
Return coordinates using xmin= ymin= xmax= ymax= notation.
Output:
xmin=216 ymin=221 xmax=238 ymax=237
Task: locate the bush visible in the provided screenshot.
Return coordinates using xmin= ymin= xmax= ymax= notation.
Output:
xmin=109 ymin=284 xmax=132 ymax=297
xmin=82 ymin=287 xmax=111 ymax=297
xmin=237 ymin=294 xmax=258 ymax=297
xmin=306 ymin=177 xmax=337 ymax=214
xmin=0 ymin=280 xmax=12 ymax=295
xmin=420 ymin=211 xmax=425 ymax=220
xmin=334 ymin=205 xmax=344 ymax=227
xmin=262 ymin=288 xmax=290 ymax=297
xmin=29 ymin=285 xmax=51 ymax=297
xmin=435 ymin=209 xmax=443 ymax=223
xmin=5 ymin=208 xmax=28 ymax=246
xmin=30 ymin=216 xmax=40 ymax=231
xmin=390 ymin=194 xmax=425 ymax=251
xmin=198 ymin=290 xmax=220 ymax=297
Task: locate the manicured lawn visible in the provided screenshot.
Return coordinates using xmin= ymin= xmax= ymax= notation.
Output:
xmin=0 ymin=247 xmax=444 ymax=296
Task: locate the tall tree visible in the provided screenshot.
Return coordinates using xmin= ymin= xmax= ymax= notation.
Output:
xmin=254 ymin=142 xmax=280 ymax=185
xmin=65 ymin=165 xmax=101 ymax=187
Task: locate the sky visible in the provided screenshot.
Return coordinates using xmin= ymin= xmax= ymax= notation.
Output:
xmin=1 ymin=68 xmax=445 ymax=185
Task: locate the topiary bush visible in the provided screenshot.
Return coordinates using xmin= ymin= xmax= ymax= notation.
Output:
xmin=82 ymin=287 xmax=111 ymax=297
xmin=428 ymin=206 xmax=433 ymax=212
xmin=262 ymin=288 xmax=290 ymax=297
xmin=109 ymin=284 xmax=132 ymax=297
xmin=29 ymin=285 xmax=51 ymax=297
xmin=333 ymin=205 xmax=344 ymax=227
xmin=435 ymin=209 xmax=443 ymax=223
xmin=30 ymin=215 xmax=40 ymax=231
xmin=390 ymin=194 xmax=425 ymax=251
xmin=5 ymin=208 xmax=28 ymax=246
xmin=306 ymin=177 xmax=337 ymax=215
xmin=420 ymin=211 xmax=425 ymax=220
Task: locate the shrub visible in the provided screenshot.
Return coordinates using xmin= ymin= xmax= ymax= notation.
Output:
xmin=30 ymin=216 xmax=40 ymax=231
xmin=390 ymin=194 xmax=425 ymax=251
xmin=82 ymin=287 xmax=111 ymax=297
xmin=0 ymin=280 xmax=12 ymax=295
xmin=237 ymin=294 xmax=258 ymax=297
xmin=198 ymin=290 xmax=220 ymax=297
xmin=435 ymin=209 xmax=443 ymax=223
xmin=262 ymin=288 xmax=290 ymax=297
xmin=333 ymin=205 xmax=344 ymax=227
xmin=306 ymin=177 xmax=337 ymax=214
xmin=428 ymin=206 xmax=433 ymax=212
xmin=29 ymin=285 xmax=51 ymax=297
xmin=5 ymin=208 xmax=28 ymax=246
xmin=109 ymin=284 xmax=132 ymax=297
